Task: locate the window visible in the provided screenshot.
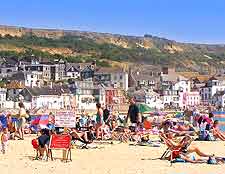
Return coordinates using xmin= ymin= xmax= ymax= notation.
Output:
xmin=120 ymin=74 xmax=123 ymax=80
xmin=6 ymin=69 xmax=12 ymax=73
xmin=31 ymin=75 xmax=34 ymax=78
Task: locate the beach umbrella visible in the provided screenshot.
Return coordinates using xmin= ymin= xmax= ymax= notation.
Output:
xmin=137 ymin=103 xmax=154 ymax=113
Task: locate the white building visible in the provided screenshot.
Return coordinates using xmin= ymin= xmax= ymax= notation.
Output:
xmin=65 ymin=65 xmax=80 ymax=79
xmin=163 ymin=90 xmax=180 ymax=108
xmin=25 ymin=72 xmax=42 ymax=87
xmin=132 ymin=88 xmax=164 ymax=109
xmin=186 ymin=90 xmax=201 ymax=107
xmin=0 ymin=88 xmax=7 ymax=109
xmin=9 ymin=71 xmax=43 ymax=88
xmin=212 ymin=91 xmax=225 ymax=108
xmin=94 ymin=67 xmax=129 ymax=91
xmin=69 ymin=81 xmax=105 ymax=111
xmin=200 ymin=77 xmax=225 ymax=105
xmin=20 ymin=85 xmax=73 ymax=110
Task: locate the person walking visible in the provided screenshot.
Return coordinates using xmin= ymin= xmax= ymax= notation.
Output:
xmin=126 ymin=97 xmax=141 ymax=128
xmin=96 ymin=103 xmax=104 ymax=139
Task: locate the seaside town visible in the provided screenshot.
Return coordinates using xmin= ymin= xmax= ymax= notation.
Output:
xmin=0 ymin=55 xmax=225 ymax=113
xmin=1 ymin=1 xmax=225 ymax=174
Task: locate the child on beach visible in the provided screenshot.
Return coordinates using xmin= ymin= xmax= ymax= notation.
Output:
xmin=31 ymin=129 xmax=50 ymax=160
xmin=1 ymin=128 xmax=9 ymax=154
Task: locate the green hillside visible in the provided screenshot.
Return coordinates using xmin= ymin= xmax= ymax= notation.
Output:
xmin=0 ymin=25 xmax=225 ymax=72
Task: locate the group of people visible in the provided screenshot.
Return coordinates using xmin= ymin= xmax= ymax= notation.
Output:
xmin=1 ymin=97 xmax=225 ymax=165
xmin=0 ymin=102 xmax=29 ymax=154
xmin=195 ymin=112 xmax=225 ymax=141
xmin=159 ymin=109 xmax=225 ymax=164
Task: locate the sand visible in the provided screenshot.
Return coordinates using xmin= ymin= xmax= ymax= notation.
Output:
xmin=0 ymin=135 xmax=225 ymax=174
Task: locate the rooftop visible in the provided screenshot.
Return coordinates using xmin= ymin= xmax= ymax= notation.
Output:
xmin=95 ymin=67 xmax=126 ymax=74
xmin=25 ymin=85 xmax=71 ymax=96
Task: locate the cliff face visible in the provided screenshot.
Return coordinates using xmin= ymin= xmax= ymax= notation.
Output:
xmin=0 ymin=25 xmax=64 ymax=38
xmin=0 ymin=25 xmax=187 ymax=52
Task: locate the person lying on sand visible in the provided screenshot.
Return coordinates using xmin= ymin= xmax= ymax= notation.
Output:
xmin=70 ymin=128 xmax=93 ymax=144
xmin=162 ymin=120 xmax=196 ymax=137
xmin=160 ymin=133 xmax=224 ymax=164
xmin=212 ymin=120 xmax=225 ymax=141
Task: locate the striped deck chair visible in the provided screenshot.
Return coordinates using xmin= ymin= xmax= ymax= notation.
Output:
xmin=159 ymin=133 xmax=192 ymax=166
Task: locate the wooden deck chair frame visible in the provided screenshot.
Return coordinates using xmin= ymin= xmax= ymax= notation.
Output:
xmin=46 ymin=148 xmax=72 ymax=162
xmin=159 ymin=134 xmax=183 ymax=166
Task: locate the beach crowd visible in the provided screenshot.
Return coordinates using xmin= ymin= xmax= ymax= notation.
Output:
xmin=0 ymin=97 xmax=225 ymax=165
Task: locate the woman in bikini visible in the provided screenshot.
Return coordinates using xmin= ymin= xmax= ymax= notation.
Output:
xmin=160 ymin=133 xmax=224 ymax=164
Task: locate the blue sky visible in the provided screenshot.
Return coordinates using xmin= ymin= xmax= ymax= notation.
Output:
xmin=0 ymin=0 xmax=225 ymax=44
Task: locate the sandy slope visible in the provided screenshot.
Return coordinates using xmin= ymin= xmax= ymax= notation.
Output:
xmin=0 ymin=135 xmax=225 ymax=174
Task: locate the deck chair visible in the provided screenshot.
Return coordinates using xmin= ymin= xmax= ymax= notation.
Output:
xmin=159 ymin=134 xmax=192 ymax=166
xmin=71 ymin=136 xmax=94 ymax=149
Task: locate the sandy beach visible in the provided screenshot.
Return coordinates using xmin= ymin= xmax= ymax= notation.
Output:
xmin=0 ymin=135 xmax=224 ymax=174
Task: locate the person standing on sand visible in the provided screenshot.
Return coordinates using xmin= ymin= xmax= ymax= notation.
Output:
xmin=103 ymin=105 xmax=110 ymax=125
xmin=126 ymin=97 xmax=141 ymax=127
xmin=17 ymin=102 xmax=27 ymax=140
xmin=47 ymin=112 xmax=55 ymax=130
xmin=1 ymin=128 xmax=9 ymax=154
xmin=96 ymin=103 xmax=104 ymax=139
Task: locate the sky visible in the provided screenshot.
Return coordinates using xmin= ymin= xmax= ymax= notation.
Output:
xmin=0 ymin=0 xmax=225 ymax=44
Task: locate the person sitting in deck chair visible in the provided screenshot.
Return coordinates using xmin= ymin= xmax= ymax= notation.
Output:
xmin=70 ymin=128 xmax=93 ymax=145
xmin=161 ymin=120 xmax=196 ymax=137
xmin=160 ymin=133 xmax=225 ymax=164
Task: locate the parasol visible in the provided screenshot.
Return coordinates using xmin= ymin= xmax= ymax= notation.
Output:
xmin=137 ymin=103 xmax=154 ymax=113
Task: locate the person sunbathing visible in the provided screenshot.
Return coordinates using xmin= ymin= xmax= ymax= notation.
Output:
xmin=70 ymin=128 xmax=93 ymax=144
xmin=162 ymin=121 xmax=195 ymax=137
xmin=160 ymin=133 xmax=212 ymax=163
xmin=212 ymin=120 xmax=225 ymax=141
xmin=176 ymin=121 xmax=196 ymax=132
